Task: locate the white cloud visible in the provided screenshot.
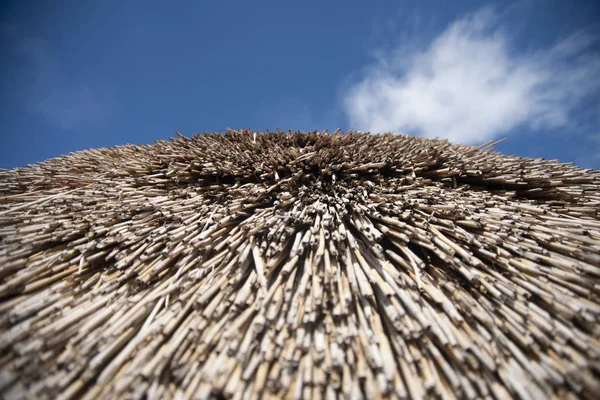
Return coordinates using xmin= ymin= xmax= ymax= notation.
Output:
xmin=37 ymin=84 xmax=107 ymax=131
xmin=343 ymin=8 xmax=600 ymax=144
xmin=2 ymin=25 xmax=119 ymax=132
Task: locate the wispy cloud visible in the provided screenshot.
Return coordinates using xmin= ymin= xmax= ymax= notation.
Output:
xmin=2 ymin=25 xmax=118 ymax=131
xmin=36 ymin=84 xmax=111 ymax=131
xmin=343 ymin=8 xmax=600 ymax=144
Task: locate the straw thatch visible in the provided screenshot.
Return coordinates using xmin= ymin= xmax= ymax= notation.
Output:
xmin=0 ymin=130 xmax=599 ymax=399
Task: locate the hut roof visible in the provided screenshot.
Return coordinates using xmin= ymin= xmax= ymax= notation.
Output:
xmin=1 ymin=130 xmax=599 ymax=399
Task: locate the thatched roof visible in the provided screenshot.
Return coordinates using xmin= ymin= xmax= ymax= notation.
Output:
xmin=1 ymin=130 xmax=599 ymax=399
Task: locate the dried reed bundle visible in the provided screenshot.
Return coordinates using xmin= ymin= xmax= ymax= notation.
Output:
xmin=1 ymin=130 xmax=599 ymax=399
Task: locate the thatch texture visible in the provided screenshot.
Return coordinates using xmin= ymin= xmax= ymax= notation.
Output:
xmin=1 ymin=130 xmax=599 ymax=399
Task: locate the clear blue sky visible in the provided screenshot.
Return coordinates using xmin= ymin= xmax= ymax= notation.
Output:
xmin=1 ymin=0 xmax=599 ymax=169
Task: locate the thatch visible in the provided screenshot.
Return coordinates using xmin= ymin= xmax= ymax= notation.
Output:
xmin=0 ymin=130 xmax=599 ymax=399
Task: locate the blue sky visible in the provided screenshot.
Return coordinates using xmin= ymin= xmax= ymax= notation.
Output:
xmin=1 ymin=0 xmax=599 ymax=169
